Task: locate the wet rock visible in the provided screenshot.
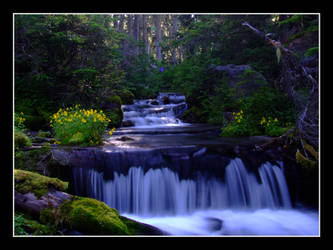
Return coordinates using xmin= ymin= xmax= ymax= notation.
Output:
xmin=122 ymin=120 xmax=134 ymax=127
xmin=205 ymin=217 xmax=223 ymax=231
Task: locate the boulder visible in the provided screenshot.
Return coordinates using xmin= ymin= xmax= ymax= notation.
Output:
xmin=212 ymin=64 xmax=267 ymax=98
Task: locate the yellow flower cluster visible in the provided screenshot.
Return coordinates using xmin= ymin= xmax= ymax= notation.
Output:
xmin=260 ymin=116 xmax=278 ymax=127
xmin=233 ymin=110 xmax=244 ymax=123
xmin=108 ymin=127 xmax=116 ymax=136
xmin=50 ymin=105 xmax=111 ymax=127
xmin=16 ymin=112 xmax=26 ymax=125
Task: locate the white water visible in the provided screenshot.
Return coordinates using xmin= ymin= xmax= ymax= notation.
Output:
xmin=72 ymin=157 xmax=319 ymax=235
xmin=122 ymin=93 xmax=190 ymax=128
xmin=73 ymin=158 xmax=292 ymax=216
xmin=123 ymin=208 xmax=319 ymax=236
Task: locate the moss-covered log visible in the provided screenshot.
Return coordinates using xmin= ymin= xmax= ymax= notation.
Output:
xmin=14 ymin=170 xmax=164 ymax=235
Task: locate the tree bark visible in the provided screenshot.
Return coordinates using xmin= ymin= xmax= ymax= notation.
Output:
xmin=142 ymin=15 xmax=149 ymax=55
xmin=171 ymin=15 xmax=179 ymax=64
xmin=154 ymin=15 xmax=162 ymax=61
xmin=133 ymin=15 xmax=140 ymax=55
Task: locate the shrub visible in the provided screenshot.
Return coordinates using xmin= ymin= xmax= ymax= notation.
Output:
xmin=115 ymin=89 xmax=135 ymax=105
xmin=220 ymin=110 xmax=292 ymax=137
xmin=15 ymin=213 xmax=56 ymax=235
xmin=15 ymin=128 xmax=32 ymax=149
xmin=260 ymin=116 xmax=290 ymax=136
xmin=220 ymin=110 xmax=251 ymax=137
xmin=50 ymin=104 xmax=114 ymax=146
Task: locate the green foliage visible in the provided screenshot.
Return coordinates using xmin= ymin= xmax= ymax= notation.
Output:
xmin=15 ymin=14 xmax=126 ymax=131
xmin=15 ymin=213 xmax=56 ymax=236
xmin=14 ymin=214 xmax=29 ymax=235
xmin=15 ymin=143 xmax=51 ymax=174
xmin=50 ymin=105 xmax=112 ymax=146
xmin=14 ymin=128 xmax=32 ymax=149
xmin=220 ymin=86 xmax=295 ymax=137
xmin=37 ymin=130 xmax=51 ymax=138
xmin=115 ymin=89 xmax=135 ymax=105
xmin=14 ymin=112 xmax=27 ymax=131
xmin=304 ymin=46 xmax=319 ymax=58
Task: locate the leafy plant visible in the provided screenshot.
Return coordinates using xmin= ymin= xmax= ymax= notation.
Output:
xmin=50 ymin=104 xmax=114 ymax=146
xmin=15 ymin=214 xmax=29 ymax=235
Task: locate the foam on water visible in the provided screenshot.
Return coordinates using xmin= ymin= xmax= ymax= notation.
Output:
xmin=123 ymin=208 xmax=319 ymax=236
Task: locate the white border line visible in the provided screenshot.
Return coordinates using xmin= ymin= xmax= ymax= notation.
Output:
xmin=12 ymin=13 xmax=320 ymax=238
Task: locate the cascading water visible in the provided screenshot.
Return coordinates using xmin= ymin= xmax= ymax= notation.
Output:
xmin=72 ymin=158 xmax=292 ymax=216
xmin=122 ymin=93 xmax=189 ymax=128
xmin=69 ymin=93 xmax=318 ymax=235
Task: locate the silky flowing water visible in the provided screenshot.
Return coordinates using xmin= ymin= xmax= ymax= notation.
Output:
xmin=72 ymin=93 xmax=319 ymax=236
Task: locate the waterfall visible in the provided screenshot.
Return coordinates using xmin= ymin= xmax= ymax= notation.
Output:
xmin=72 ymin=158 xmax=292 ymax=217
xmin=122 ymin=93 xmax=189 ymax=128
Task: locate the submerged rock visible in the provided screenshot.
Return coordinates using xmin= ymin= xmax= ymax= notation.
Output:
xmin=205 ymin=217 xmax=223 ymax=231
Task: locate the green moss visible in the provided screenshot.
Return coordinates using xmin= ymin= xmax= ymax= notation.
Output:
xmin=14 ymin=169 xmax=68 ymax=198
xmin=15 ymin=129 xmax=32 ymax=149
xmin=15 ymin=144 xmax=52 ymax=174
xmin=68 ymin=197 xmax=128 ymax=235
xmin=42 ymin=196 xmax=129 ymax=235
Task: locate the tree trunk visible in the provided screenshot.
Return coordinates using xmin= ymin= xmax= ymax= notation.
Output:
xmin=142 ymin=15 xmax=149 ymax=55
xmin=154 ymin=15 xmax=162 ymax=61
xmin=133 ymin=15 xmax=140 ymax=55
xmin=119 ymin=15 xmax=124 ymax=33
xmin=171 ymin=15 xmax=179 ymax=64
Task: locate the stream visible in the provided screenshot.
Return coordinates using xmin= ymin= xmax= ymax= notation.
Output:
xmin=70 ymin=93 xmax=319 ymax=236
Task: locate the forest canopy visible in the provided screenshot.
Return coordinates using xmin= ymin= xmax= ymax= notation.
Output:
xmin=14 ymin=13 xmax=319 ymax=148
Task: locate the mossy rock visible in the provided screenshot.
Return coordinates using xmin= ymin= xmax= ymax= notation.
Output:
xmin=67 ymin=197 xmax=129 ymax=235
xmin=15 ymin=129 xmax=32 ymax=148
xmin=40 ymin=196 xmax=164 ymax=235
xmin=14 ymin=169 xmax=69 ymax=198
xmin=15 ymin=144 xmax=52 ymax=174
xmin=41 ymin=196 xmax=130 ymax=235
